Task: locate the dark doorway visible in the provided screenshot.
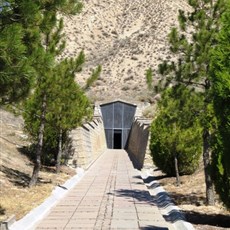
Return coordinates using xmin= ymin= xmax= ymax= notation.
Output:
xmin=113 ymin=130 xmax=122 ymax=149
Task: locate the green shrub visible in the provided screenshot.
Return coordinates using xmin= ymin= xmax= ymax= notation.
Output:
xmin=150 ymin=88 xmax=202 ymax=176
xmin=150 ymin=116 xmax=202 ymax=176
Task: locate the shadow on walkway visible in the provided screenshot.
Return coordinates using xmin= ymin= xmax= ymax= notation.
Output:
xmin=113 ymin=189 xmax=156 ymax=206
xmin=112 ymin=186 xmax=185 ymax=225
xmin=140 ymin=226 xmax=169 ymax=230
xmin=141 ymin=175 xmax=186 ymax=224
xmin=143 ymin=175 xmax=230 ymax=228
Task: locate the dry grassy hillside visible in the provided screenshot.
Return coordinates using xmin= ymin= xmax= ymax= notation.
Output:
xmin=0 ymin=109 xmax=75 ymax=221
xmin=61 ymin=0 xmax=190 ymax=102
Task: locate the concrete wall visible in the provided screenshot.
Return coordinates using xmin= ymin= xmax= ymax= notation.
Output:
xmin=68 ymin=116 xmax=107 ymax=169
xmin=126 ymin=118 xmax=152 ymax=170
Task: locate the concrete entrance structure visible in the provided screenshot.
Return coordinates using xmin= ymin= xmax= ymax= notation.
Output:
xmin=68 ymin=100 xmax=152 ymax=170
xmin=100 ymin=100 xmax=136 ymax=149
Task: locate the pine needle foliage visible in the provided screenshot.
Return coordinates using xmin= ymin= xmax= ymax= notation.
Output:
xmin=85 ymin=65 xmax=102 ymax=90
xmin=150 ymin=87 xmax=202 ymax=176
xmin=17 ymin=0 xmax=97 ymax=185
xmin=151 ymin=0 xmax=226 ymax=205
xmin=210 ymin=2 xmax=230 ymax=209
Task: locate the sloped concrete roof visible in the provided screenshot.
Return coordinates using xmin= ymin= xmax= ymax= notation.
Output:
xmin=100 ymin=99 xmax=137 ymax=107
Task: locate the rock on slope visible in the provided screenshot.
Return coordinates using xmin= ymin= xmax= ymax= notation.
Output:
xmin=61 ymin=0 xmax=190 ymax=103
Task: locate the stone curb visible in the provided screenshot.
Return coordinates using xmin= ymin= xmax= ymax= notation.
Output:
xmin=141 ymin=170 xmax=195 ymax=230
xmin=9 ymin=168 xmax=85 ymax=230
xmin=0 ymin=215 xmax=16 ymax=230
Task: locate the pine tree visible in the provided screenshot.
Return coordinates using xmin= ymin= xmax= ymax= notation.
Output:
xmin=24 ymin=50 xmax=54 ymax=187
xmin=150 ymin=87 xmax=203 ymax=184
xmin=1 ymin=0 xmax=83 ymax=104
xmin=48 ymin=54 xmax=92 ymax=173
xmin=0 ymin=1 xmax=38 ymax=104
xmin=1 ymin=0 xmax=88 ymax=185
xmin=22 ymin=0 xmax=84 ymax=186
xmin=210 ymin=2 xmax=230 ymax=208
xmin=157 ymin=0 xmax=226 ymax=205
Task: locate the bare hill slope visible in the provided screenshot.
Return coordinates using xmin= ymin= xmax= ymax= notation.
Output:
xmin=61 ymin=0 xmax=190 ymax=102
xmin=0 ymin=109 xmax=75 ymax=221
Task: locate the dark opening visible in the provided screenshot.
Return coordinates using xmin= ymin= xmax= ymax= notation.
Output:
xmin=113 ymin=130 xmax=122 ymax=149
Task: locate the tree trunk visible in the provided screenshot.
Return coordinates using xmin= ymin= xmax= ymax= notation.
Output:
xmin=56 ymin=129 xmax=63 ymax=174
xmin=174 ymin=155 xmax=180 ymax=186
xmin=29 ymin=94 xmax=47 ymax=187
xmin=203 ymin=129 xmax=215 ymax=205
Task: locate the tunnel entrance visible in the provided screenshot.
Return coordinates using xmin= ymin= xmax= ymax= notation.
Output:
xmin=113 ymin=130 xmax=122 ymax=149
xmin=100 ymin=100 xmax=136 ymax=149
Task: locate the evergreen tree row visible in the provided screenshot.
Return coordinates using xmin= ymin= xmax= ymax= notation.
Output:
xmin=148 ymin=0 xmax=230 ymax=208
xmin=0 ymin=0 xmax=101 ymax=186
xmin=211 ymin=1 xmax=230 ymax=208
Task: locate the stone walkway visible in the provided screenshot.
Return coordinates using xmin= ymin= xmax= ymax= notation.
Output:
xmin=34 ymin=150 xmax=174 ymax=230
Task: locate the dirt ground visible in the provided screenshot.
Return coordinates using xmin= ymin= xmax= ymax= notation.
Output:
xmin=0 ymin=109 xmax=76 ymax=221
xmin=153 ymin=166 xmax=230 ymax=230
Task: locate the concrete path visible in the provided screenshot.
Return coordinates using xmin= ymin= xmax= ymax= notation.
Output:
xmin=34 ymin=150 xmax=174 ymax=230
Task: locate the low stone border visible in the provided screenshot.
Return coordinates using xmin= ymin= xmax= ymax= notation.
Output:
xmin=0 ymin=215 xmax=16 ymax=230
xmin=9 ymin=168 xmax=85 ymax=230
xmin=141 ymin=170 xmax=195 ymax=230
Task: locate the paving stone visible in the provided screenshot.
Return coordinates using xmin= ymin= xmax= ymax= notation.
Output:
xmin=66 ymin=219 xmax=96 ymax=226
xmin=111 ymin=219 xmax=139 ymax=229
xmin=113 ymin=207 xmax=137 ymax=213
xmin=136 ymin=207 xmax=160 ymax=214
xmin=112 ymin=212 xmax=138 ymax=220
xmin=138 ymin=212 xmax=165 ymax=221
xmin=36 ymin=220 xmax=68 ymax=228
xmin=46 ymin=214 xmax=73 ymax=219
xmin=34 ymin=150 xmax=174 ymax=230
xmin=36 ymin=227 xmax=64 ymax=230
xmin=76 ymin=207 xmax=100 ymax=212
xmin=72 ymin=212 xmax=99 ymax=219
xmin=139 ymin=220 xmax=171 ymax=229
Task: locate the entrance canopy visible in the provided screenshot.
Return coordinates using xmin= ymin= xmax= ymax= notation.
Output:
xmin=100 ymin=100 xmax=136 ymax=149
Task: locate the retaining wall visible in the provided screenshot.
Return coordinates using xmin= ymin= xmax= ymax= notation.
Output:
xmin=126 ymin=118 xmax=152 ymax=170
xmin=68 ymin=116 xmax=107 ymax=169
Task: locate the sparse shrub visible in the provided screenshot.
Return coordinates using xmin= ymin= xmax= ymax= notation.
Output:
xmin=121 ymin=85 xmax=130 ymax=91
xmin=124 ymin=76 xmax=134 ymax=82
xmin=142 ymin=105 xmax=156 ymax=119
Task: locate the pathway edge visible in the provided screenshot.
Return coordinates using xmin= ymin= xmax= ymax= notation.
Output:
xmin=9 ymin=168 xmax=85 ymax=230
xmin=141 ymin=170 xmax=195 ymax=230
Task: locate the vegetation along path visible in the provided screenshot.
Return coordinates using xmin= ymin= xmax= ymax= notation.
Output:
xmin=33 ymin=150 xmax=175 ymax=229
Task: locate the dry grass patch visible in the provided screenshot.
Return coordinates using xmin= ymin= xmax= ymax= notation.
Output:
xmin=0 ymin=166 xmax=75 ymax=221
xmin=0 ymin=109 xmax=76 ymax=222
xmin=152 ymin=166 xmax=230 ymax=230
